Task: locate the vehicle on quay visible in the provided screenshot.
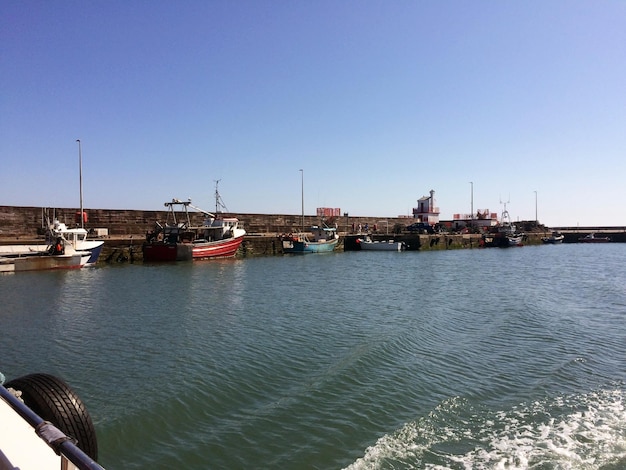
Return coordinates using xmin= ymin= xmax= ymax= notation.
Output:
xmin=406 ymin=222 xmax=435 ymax=234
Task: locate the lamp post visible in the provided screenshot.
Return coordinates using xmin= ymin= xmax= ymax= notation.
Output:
xmin=76 ymin=139 xmax=83 ymax=229
xmin=469 ymin=181 xmax=474 ymax=227
xmin=299 ymin=169 xmax=304 ymax=231
xmin=534 ymin=190 xmax=538 ymax=224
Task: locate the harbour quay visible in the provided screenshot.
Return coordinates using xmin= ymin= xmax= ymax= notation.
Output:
xmin=1 ymin=205 xmax=625 ymax=264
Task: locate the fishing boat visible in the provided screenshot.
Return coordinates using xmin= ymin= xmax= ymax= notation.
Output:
xmin=542 ymin=232 xmax=565 ymax=244
xmin=506 ymin=234 xmax=524 ymax=246
xmin=280 ymin=169 xmax=339 ymax=254
xmin=143 ymin=184 xmax=246 ymax=262
xmin=0 ymin=218 xmax=104 ymax=267
xmin=65 ymin=139 xmax=104 ymax=264
xmin=281 ymin=225 xmax=339 ymax=254
xmin=578 ymin=233 xmax=611 ymax=243
xmin=0 ymin=142 xmax=104 ymax=267
xmin=357 ymin=236 xmax=405 ymax=251
xmin=0 ymin=241 xmax=91 ymax=273
xmin=481 ymin=202 xmax=524 ymax=247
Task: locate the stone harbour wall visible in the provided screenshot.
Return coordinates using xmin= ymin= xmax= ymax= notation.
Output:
xmin=0 ymin=205 xmax=411 ymax=239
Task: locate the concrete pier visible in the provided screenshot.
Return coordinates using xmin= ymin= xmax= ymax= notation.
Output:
xmin=2 ymin=205 xmax=625 ymax=265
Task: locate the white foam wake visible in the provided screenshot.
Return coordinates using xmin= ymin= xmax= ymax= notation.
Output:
xmin=345 ymin=388 xmax=626 ymax=469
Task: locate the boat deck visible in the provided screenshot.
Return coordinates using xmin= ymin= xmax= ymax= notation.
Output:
xmin=0 ymin=393 xmax=59 ymax=469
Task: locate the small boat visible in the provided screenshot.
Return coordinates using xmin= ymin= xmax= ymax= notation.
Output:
xmin=0 ymin=218 xmax=104 ymax=267
xmin=357 ymin=236 xmax=405 ymax=251
xmin=280 ymin=170 xmax=338 ymax=254
xmin=281 ymin=225 xmax=339 ymax=254
xmin=0 ymin=242 xmax=91 ymax=273
xmin=143 ymin=185 xmax=246 ymax=262
xmin=542 ymin=232 xmax=564 ymax=244
xmin=0 ymin=142 xmax=105 ymax=268
xmin=507 ymin=234 xmax=524 ymax=246
xmin=578 ymin=233 xmax=611 ymax=243
xmin=50 ymin=219 xmax=104 ymax=265
xmin=489 ymin=202 xmax=524 ymax=247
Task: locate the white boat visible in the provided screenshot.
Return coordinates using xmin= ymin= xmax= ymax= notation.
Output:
xmin=357 ymin=236 xmax=405 ymax=251
xmin=0 ymin=242 xmax=91 ymax=273
xmin=0 ymin=218 xmax=104 ymax=267
xmin=50 ymin=219 xmax=104 ymax=265
xmin=0 ymin=142 xmax=104 ymax=267
xmin=507 ymin=234 xmax=524 ymax=246
xmin=542 ymin=232 xmax=564 ymax=244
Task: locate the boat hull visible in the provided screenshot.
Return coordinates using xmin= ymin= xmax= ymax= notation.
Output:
xmin=359 ymin=240 xmax=405 ymax=251
xmin=78 ymin=240 xmax=104 ymax=265
xmin=1 ymin=252 xmax=91 ymax=273
xmin=0 ymin=240 xmax=104 ymax=266
xmin=192 ymin=235 xmax=245 ymax=259
xmin=142 ymin=235 xmax=244 ymax=262
xmin=282 ymin=239 xmax=338 ymax=254
xmin=578 ymin=234 xmax=611 ymax=243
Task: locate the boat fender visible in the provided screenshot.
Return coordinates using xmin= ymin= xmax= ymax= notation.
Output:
xmin=4 ymin=373 xmax=99 ymax=460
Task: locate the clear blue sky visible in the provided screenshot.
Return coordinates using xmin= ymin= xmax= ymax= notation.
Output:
xmin=2 ymin=1 xmax=625 ymax=227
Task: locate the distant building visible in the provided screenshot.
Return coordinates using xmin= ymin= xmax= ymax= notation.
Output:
xmin=412 ymin=190 xmax=440 ymax=225
xmin=452 ymin=209 xmax=498 ymax=230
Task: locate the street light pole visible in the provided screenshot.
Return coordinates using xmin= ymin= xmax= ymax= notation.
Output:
xmin=469 ymin=181 xmax=474 ymax=226
xmin=299 ymin=169 xmax=304 ymax=231
xmin=534 ymin=190 xmax=538 ymax=224
xmin=76 ymin=139 xmax=83 ymax=229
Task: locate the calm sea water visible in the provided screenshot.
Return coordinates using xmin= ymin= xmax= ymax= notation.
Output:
xmin=1 ymin=244 xmax=625 ymax=469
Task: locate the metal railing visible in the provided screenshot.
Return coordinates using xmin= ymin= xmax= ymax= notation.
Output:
xmin=0 ymin=385 xmax=106 ymax=470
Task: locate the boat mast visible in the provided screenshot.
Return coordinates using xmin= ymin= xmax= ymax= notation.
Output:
xmin=76 ymin=139 xmax=84 ymax=229
xmin=214 ymin=179 xmax=221 ymax=214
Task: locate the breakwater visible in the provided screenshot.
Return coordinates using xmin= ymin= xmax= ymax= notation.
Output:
xmin=2 ymin=205 xmax=625 ymax=264
xmin=1 ymin=205 xmax=409 ymax=238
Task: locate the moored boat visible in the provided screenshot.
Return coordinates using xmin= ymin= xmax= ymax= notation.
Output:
xmin=0 ymin=242 xmax=91 ymax=273
xmin=357 ymin=236 xmax=405 ymax=251
xmin=542 ymin=232 xmax=564 ymax=244
xmin=507 ymin=234 xmax=524 ymax=246
xmin=143 ymin=186 xmax=246 ymax=262
xmin=482 ymin=202 xmax=524 ymax=247
xmin=0 ymin=218 xmax=104 ymax=267
xmin=578 ymin=233 xmax=611 ymax=243
xmin=50 ymin=219 xmax=104 ymax=265
xmin=281 ymin=225 xmax=339 ymax=254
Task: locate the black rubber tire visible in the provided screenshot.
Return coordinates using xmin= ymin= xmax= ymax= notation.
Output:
xmin=5 ymin=373 xmax=98 ymax=460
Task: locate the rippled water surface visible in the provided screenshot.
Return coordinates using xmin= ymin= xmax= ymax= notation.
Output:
xmin=2 ymin=243 xmax=625 ymax=469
